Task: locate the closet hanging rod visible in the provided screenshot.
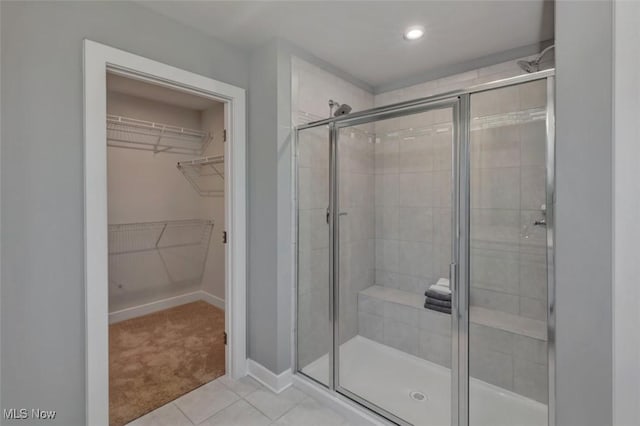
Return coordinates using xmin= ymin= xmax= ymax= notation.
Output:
xmin=176 ymin=155 xmax=224 ymax=167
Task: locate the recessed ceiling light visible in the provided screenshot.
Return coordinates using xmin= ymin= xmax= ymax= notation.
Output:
xmin=404 ymin=26 xmax=425 ymax=41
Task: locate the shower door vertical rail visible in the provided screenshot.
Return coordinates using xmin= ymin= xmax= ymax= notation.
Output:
xmin=546 ymin=76 xmax=556 ymax=426
xmin=455 ymin=93 xmax=471 ymax=426
xmin=329 ymin=121 xmax=338 ymax=391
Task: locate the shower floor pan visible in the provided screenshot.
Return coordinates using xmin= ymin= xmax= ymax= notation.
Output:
xmin=302 ymin=336 xmax=546 ymax=426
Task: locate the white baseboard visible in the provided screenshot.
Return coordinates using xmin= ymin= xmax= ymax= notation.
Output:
xmin=292 ymin=375 xmax=389 ymax=426
xmin=200 ymin=290 xmax=225 ymax=311
xmin=247 ymin=359 xmax=292 ymax=394
xmin=109 ymin=290 xmax=225 ymax=324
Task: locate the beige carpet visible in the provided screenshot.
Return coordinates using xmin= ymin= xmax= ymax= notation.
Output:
xmin=109 ymin=301 xmax=225 ymax=426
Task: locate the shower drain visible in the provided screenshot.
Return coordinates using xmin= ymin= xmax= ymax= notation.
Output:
xmin=409 ymin=391 xmax=427 ymax=402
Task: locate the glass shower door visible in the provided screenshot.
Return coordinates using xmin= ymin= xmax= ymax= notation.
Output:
xmin=468 ymin=79 xmax=552 ymax=426
xmin=296 ymin=124 xmax=332 ymax=386
xmin=334 ymin=102 xmax=459 ymax=425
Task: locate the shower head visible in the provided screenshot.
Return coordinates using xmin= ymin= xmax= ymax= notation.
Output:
xmin=328 ymin=99 xmax=352 ymax=117
xmin=333 ymin=103 xmax=352 ymax=116
xmin=517 ymin=59 xmax=540 ymax=73
xmin=517 ymin=44 xmax=555 ymax=73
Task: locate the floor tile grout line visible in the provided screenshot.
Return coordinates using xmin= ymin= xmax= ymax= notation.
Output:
xmin=240 ymin=386 xmax=310 ymax=423
xmin=172 ymin=401 xmax=196 ymax=426
xmin=240 ymin=391 xmax=285 ymax=421
xmin=189 ymin=378 xmax=248 ymax=425
xmin=266 ymin=394 xmax=313 ymax=424
xmin=194 ymin=398 xmax=248 ymax=426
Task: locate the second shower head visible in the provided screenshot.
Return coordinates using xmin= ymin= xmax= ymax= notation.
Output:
xmin=517 ymin=44 xmax=555 ymax=73
xmin=517 ymin=59 xmax=540 ymax=73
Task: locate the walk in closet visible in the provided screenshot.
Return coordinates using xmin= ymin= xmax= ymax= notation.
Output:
xmin=105 ymin=73 xmax=228 ymax=426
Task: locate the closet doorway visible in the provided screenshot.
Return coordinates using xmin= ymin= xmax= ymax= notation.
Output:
xmin=84 ymin=41 xmax=247 ymax=426
xmin=106 ymin=73 xmax=228 ymax=425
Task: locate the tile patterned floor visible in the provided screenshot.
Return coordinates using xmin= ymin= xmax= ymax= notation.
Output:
xmin=126 ymin=375 xmax=352 ymax=426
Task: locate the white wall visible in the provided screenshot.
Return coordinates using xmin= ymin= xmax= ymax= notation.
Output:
xmin=106 ymin=91 xmax=226 ymax=312
xmin=292 ymin=56 xmax=374 ymax=124
xmin=107 ymin=92 xmax=204 ymax=224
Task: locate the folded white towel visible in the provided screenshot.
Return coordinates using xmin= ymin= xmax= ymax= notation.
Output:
xmin=427 ymin=284 xmax=451 ymax=295
xmin=435 ymin=278 xmax=450 ymax=288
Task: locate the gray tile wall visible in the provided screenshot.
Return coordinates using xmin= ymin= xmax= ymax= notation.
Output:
xmin=373 ymin=111 xmax=454 ymax=295
xmin=469 ymin=80 xmax=548 ymax=322
xmin=337 ymin=124 xmax=376 ymax=344
xmin=297 ymin=125 xmax=331 ymax=369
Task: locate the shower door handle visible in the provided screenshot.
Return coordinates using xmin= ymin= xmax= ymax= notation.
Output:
xmin=449 ymin=262 xmax=457 ymax=312
xmin=449 ymin=263 xmax=457 ymax=294
xmin=325 ymin=208 xmax=347 ymax=224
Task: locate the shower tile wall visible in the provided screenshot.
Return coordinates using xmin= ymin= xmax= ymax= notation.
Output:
xmin=373 ymin=110 xmax=453 ymax=294
xmin=469 ymin=80 xmax=548 ymax=321
xmin=337 ymin=124 xmax=375 ymax=343
xmin=297 ymin=125 xmax=331 ymax=370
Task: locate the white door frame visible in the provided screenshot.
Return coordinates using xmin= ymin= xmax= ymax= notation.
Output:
xmin=83 ymin=39 xmax=247 ymax=425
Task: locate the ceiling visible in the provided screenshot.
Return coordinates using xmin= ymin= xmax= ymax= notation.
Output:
xmin=107 ymin=73 xmax=221 ymax=110
xmin=139 ymin=1 xmax=554 ymax=89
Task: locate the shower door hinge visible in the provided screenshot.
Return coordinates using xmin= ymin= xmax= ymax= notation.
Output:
xmin=223 ymin=231 xmax=227 ymax=244
xmin=223 ymin=331 xmax=227 ymax=345
xmin=223 ymin=129 xmax=227 ymax=142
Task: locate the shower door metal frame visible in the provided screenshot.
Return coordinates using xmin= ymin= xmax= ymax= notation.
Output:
xmin=293 ymin=69 xmax=556 ymax=426
xmin=331 ymin=97 xmax=462 ymax=426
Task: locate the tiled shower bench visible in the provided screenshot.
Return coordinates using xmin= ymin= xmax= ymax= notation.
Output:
xmin=357 ymin=285 xmax=548 ymax=403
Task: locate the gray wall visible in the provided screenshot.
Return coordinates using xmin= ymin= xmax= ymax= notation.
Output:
xmin=248 ymin=39 xmax=373 ymax=375
xmin=247 ymin=40 xmax=280 ymax=373
xmin=275 ymin=44 xmax=294 ymax=374
xmin=0 ymin=2 xmax=248 ymax=424
xmin=613 ymin=2 xmax=640 ymax=424
xmin=555 ymin=1 xmax=613 ymax=425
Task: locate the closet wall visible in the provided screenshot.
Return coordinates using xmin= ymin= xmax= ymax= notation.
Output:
xmin=107 ymin=89 xmax=226 ymax=316
xmin=107 ymin=92 xmax=204 ymax=224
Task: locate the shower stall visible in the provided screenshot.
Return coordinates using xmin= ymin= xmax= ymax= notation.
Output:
xmin=295 ymin=71 xmax=554 ymax=426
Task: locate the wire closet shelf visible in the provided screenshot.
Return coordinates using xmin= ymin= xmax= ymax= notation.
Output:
xmin=177 ymin=155 xmax=225 ymax=197
xmin=108 ymin=219 xmax=214 ymax=294
xmin=107 ymin=114 xmax=213 ymax=155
